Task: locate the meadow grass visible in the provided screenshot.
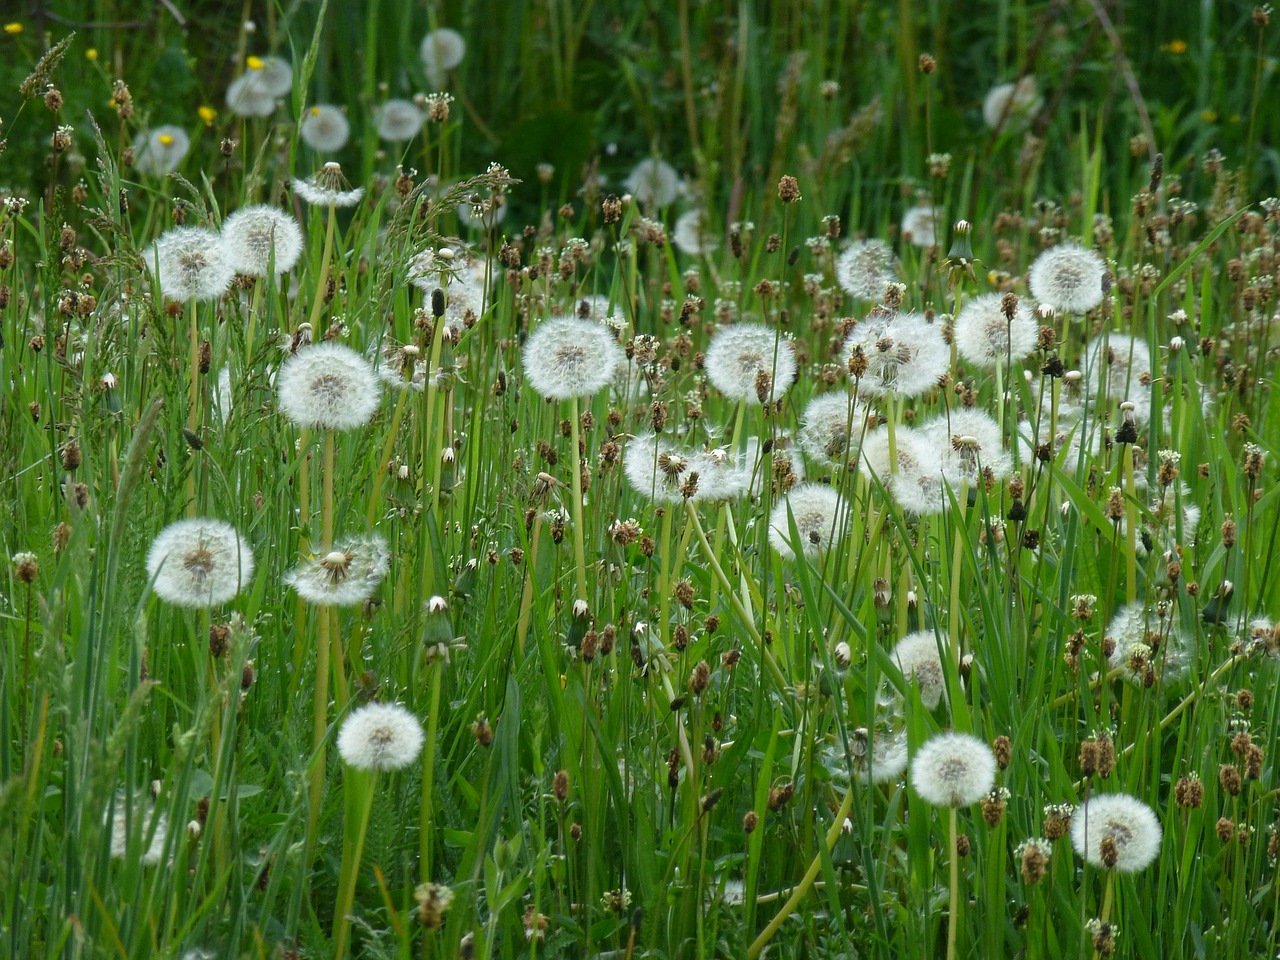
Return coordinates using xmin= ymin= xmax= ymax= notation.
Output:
xmin=1 ymin=3 xmax=1280 ymax=959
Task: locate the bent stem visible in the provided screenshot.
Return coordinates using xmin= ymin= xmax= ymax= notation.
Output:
xmin=748 ymin=786 xmax=853 ymax=959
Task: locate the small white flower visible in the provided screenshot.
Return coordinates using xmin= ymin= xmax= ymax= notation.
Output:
xmin=337 ymin=702 xmax=425 ymax=772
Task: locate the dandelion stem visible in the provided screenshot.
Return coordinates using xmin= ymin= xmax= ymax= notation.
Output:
xmin=185 ymin=297 xmax=200 ymax=516
xmin=305 ymin=204 xmax=337 ymax=334
xmin=419 ymin=660 xmax=443 ymax=881
xmin=947 ymin=806 xmax=960 ymax=960
xmin=747 ymin=786 xmax=853 ymax=959
xmin=568 ymin=394 xmax=588 ymax=604
xmin=333 ymin=768 xmax=378 ymax=959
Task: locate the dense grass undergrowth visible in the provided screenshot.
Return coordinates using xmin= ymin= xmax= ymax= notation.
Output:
xmin=2 ymin=2 xmax=1280 ymax=958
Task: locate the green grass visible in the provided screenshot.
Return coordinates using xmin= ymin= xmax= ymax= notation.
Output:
xmin=2 ymin=2 xmax=1280 ymax=958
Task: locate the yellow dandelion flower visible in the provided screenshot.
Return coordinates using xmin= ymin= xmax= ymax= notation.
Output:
xmin=246 ymin=55 xmax=265 ymax=70
xmin=85 ymin=48 xmax=98 ymax=61
xmin=197 ymin=105 xmax=216 ymax=126
xmin=4 ymin=22 xmax=23 ymax=35
xmin=1200 ymin=109 xmax=1219 ymax=122
xmin=1166 ymin=38 xmax=1188 ymax=54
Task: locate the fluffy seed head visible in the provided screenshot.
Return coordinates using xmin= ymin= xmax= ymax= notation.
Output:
xmin=797 ymin=392 xmax=873 ymax=469
xmin=623 ymin=433 xmax=689 ymax=504
xmin=851 ymin=728 xmax=909 ymax=785
xmin=376 ymin=98 xmax=425 ymax=142
xmin=767 ymin=483 xmax=845 ymax=560
xmin=835 ymin=238 xmax=897 ymax=302
xmin=983 ymin=76 xmax=1042 ymax=130
xmin=277 ymin=342 xmax=381 ymax=431
xmin=337 ymin=702 xmax=425 ymax=771
xmin=1028 ymin=243 xmax=1107 ymax=315
xmin=225 ymin=73 xmax=277 ymax=118
xmin=292 ymin=162 xmax=365 ymax=208
xmin=420 ymin=28 xmax=466 ymax=84
xmin=954 ymin=292 xmax=1038 ymax=367
xmin=146 ymin=518 xmax=254 ymax=608
xmin=300 ymin=104 xmax=351 ymax=152
xmin=910 ymin=732 xmax=997 ymax=808
xmin=901 ymin=205 xmax=941 ymax=247
xmin=891 ymin=630 xmax=948 ymax=709
xmin=149 ymin=227 xmax=235 ymax=302
xmin=133 ymin=125 xmax=190 ymax=176
xmin=285 ymin=534 xmax=390 ymax=607
xmin=221 ymin=205 xmax=304 ymax=276
xmin=108 ymin=794 xmax=169 ymax=865
xmin=624 ymin=158 xmax=682 ymax=209
xmin=1070 ymin=793 xmax=1162 ymax=872
xmin=523 ymin=315 xmax=625 ymax=400
xmin=844 ymin=312 xmax=948 ymax=399
xmin=704 ymin=322 xmax=796 ymax=404
xmin=672 ymin=209 xmax=719 ymax=255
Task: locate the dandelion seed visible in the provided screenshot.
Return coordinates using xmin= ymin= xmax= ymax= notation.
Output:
xmin=221 ymin=205 xmax=304 ymax=277
xmin=624 ymin=158 xmax=681 ymax=209
xmin=224 ymin=73 xmax=276 ymax=118
xmin=1028 ymin=242 xmax=1107 ymax=315
xmin=910 ymin=732 xmax=997 ymax=808
xmin=523 ymin=315 xmax=625 ymax=400
xmin=277 ymin=342 xmax=380 ymax=431
xmin=983 ymin=76 xmax=1042 ymax=130
xmin=132 ymin=125 xmax=190 ymax=176
xmin=292 ymin=162 xmax=365 ymax=208
xmin=672 ymin=210 xmax=719 ymax=255
xmin=797 ymin=392 xmax=872 ymax=469
xmin=835 ymin=238 xmax=898 ymax=302
xmin=285 ymin=534 xmax=389 ymax=607
xmin=891 ymin=630 xmax=949 ymax=709
xmin=1070 ymin=793 xmax=1162 ymax=872
xmin=336 ymin=702 xmax=425 ymax=771
xmin=688 ymin=447 xmax=750 ymax=503
xmin=704 ymin=322 xmax=796 ymax=404
xmin=108 ymin=794 xmax=168 ymax=866
xmin=420 ymin=28 xmax=466 ymax=86
xmin=146 ymin=518 xmax=254 ymax=608
xmin=376 ymin=98 xmax=425 ymax=142
xmin=149 ymin=227 xmax=235 ymax=302
xmin=767 ymin=483 xmax=845 ymax=560
xmin=844 ymin=312 xmax=948 ymax=399
xmin=851 ymin=727 xmax=909 ymax=785
xmin=954 ymin=292 xmax=1038 ymax=367
xmin=901 ymin=204 xmax=942 ymax=247
xmin=300 ymin=104 xmax=351 ymax=152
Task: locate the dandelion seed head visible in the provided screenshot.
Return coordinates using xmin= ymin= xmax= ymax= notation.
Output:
xmin=983 ymin=76 xmax=1042 ymax=130
xmin=623 ymin=433 xmax=687 ymax=504
xmin=767 ymin=483 xmax=845 ymax=560
xmin=891 ymin=630 xmax=949 ymax=709
xmin=224 ymin=72 xmax=276 ymax=118
xmin=337 ymin=702 xmax=425 ymax=771
xmin=523 ymin=315 xmax=625 ymax=400
xmin=376 ymin=98 xmax=425 ymax=142
xmin=797 ymin=392 xmax=872 ymax=468
xmin=292 ymin=162 xmax=365 ymax=208
xmin=844 ymin=313 xmax=948 ymax=399
xmin=149 ymin=227 xmax=234 ymax=302
xmin=420 ymin=28 xmax=466 ymax=85
xmin=624 ymin=158 xmax=681 ymax=209
xmin=108 ymin=794 xmax=168 ymax=865
xmin=835 ymin=238 xmax=898 ymax=302
xmin=277 ymin=342 xmax=380 ymax=431
xmin=300 ymin=104 xmax=351 ymax=152
xmin=901 ymin=204 xmax=942 ymax=247
xmin=672 ymin=209 xmax=719 ymax=256
xmin=910 ymin=732 xmax=997 ymax=807
xmin=285 ymin=534 xmax=389 ymax=607
xmin=851 ymin=727 xmax=909 ymax=785
xmin=1084 ymin=334 xmax=1152 ymax=416
xmin=133 ymin=125 xmax=190 ymax=176
xmin=954 ymin=292 xmax=1038 ymax=367
xmin=1029 ymin=243 xmax=1107 ymax=315
xmin=1070 ymin=793 xmax=1162 ymax=872
xmin=146 ymin=518 xmax=253 ymax=608
xmin=221 ymin=204 xmax=304 ymax=277
xmin=704 ymin=322 xmax=796 ymax=404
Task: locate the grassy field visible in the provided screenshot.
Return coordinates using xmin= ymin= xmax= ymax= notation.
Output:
xmin=1 ymin=2 xmax=1280 ymax=958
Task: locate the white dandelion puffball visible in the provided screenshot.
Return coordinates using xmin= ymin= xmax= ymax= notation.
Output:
xmin=133 ymin=126 xmax=190 ymax=176
xmin=884 ymin=428 xmax=953 ymax=516
xmin=300 ymin=104 xmax=351 ymax=152
xmin=844 ymin=312 xmax=948 ymax=399
xmin=853 ymin=728 xmax=909 ymax=785
xmin=672 ymin=210 xmax=719 ymax=256
xmin=277 ymin=342 xmax=381 ymax=431
xmin=705 ymin=322 xmax=796 ymax=404
xmin=900 ymin=205 xmax=941 ymax=248
xmin=146 ymin=518 xmax=254 ymax=608
xmin=624 ymin=158 xmax=682 ymax=209
xmin=420 ymin=28 xmax=466 ymax=85
xmin=768 ymin=483 xmax=846 ymax=560
xmin=249 ymin=56 xmax=293 ymax=97
xmin=225 ymin=73 xmax=276 ymax=118
xmin=623 ymin=433 xmax=689 ymax=505
xmin=285 ymin=534 xmax=390 ymax=607
xmin=954 ymin=292 xmax=1038 ymax=367
xmin=523 ymin=315 xmax=625 ymax=400
xmin=292 ymin=162 xmax=365 ymax=208
xmin=835 ymin=238 xmax=897 ymax=303
xmin=924 ymin=407 xmax=1012 ymax=484
xmin=1071 ymin=794 xmax=1162 ymax=872
xmin=149 ymin=227 xmax=235 ymax=302
xmin=1084 ymin=334 xmax=1152 ymax=409
xmin=797 ymin=392 xmax=871 ymax=469
xmin=983 ymin=76 xmax=1042 ymax=130
xmin=337 ymin=702 xmax=425 ymax=772
xmin=687 ymin=447 xmax=750 ymax=504
xmin=376 ymin=99 xmax=425 ymax=142
xmin=910 ymin=732 xmax=997 ymax=808
xmin=108 ymin=796 xmax=169 ymax=865
xmin=221 ymin=205 xmax=304 ymax=277
xmin=891 ymin=631 xmax=948 ymax=710
xmin=1028 ymin=242 xmax=1107 ymax=315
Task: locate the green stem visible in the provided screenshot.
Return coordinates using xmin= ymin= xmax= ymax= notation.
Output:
xmin=568 ymin=394 xmax=588 ymax=604
xmin=947 ymin=806 xmax=960 ymax=960
xmin=334 ymin=769 xmax=379 ymax=958
xmin=419 ymin=662 xmax=443 ymax=881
